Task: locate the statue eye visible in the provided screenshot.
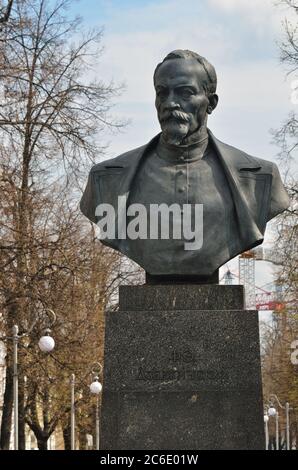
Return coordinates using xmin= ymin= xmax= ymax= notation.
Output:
xmin=179 ymin=88 xmax=194 ymax=98
xmin=156 ymin=89 xmax=167 ymax=99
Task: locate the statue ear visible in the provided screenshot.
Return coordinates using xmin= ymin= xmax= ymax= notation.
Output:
xmin=207 ymin=94 xmax=219 ymax=114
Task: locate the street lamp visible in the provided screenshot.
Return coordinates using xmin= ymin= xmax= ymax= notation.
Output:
xmin=266 ymin=405 xmax=279 ymax=450
xmin=69 ymin=362 xmax=103 ymax=451
xmin=89 ymin=362 xmax=103 ymax=451
xmin=11 ymin=309 xmax=56 ymax=450
xmin=90 ymin=378 xmax=102 ymax=395
xmin=268 ymin=406 xmax=277 ymax=417
xmin=38 ymin=330 xmax=55 ymax=353
xmin=268 ymin=394 xmax=291 ymax=450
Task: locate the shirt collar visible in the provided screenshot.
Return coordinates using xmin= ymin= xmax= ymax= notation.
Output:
xmin=156 ymin=133 xmax=210 ymax=164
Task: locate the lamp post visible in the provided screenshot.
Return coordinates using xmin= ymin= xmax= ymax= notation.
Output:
xmin=267 ymin=405 xmax=279 ymax=450
xmin=70 ymin=373 xmax=76 ymax=450
xmin=286 ymin=402 xmax=290 ymax=450
xmin=69 ymin=362 xmax=102 ymax=451
xmin=11 ymin=309 xmax=56 ymax=450
xmin=89 ymin=362 xmax=103 ymax=450
xmin=264 ymin=414 xmax=269 ymax=450
xmin=268 ymin=394 xmax=291 ymax=450
xmin=276 ymin=411 xmax=279 ymax=450
xmin=12 ymin=325 xmax=19 ymax=452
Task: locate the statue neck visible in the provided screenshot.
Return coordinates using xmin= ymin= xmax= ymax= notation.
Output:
xmin=158 ymin=127 xmax=210 ymax=163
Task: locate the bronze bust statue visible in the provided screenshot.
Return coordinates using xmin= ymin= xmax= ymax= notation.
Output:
xmin=80 ymin=50 xmax=289 ymax=282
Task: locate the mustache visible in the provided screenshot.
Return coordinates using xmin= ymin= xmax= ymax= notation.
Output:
xmin=160 ymin=110 xmax=190 ymax=123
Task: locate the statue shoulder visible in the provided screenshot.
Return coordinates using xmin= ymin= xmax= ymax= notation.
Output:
xmin=225 ymin=143 xmax=290 ymax=220
xmin=88 ymin=134 xmax=161 ymax=173
xmin=209 ymin=130 xmax=274 ymax=171
xmin=89 ymin=143 xmax=149 ymax=173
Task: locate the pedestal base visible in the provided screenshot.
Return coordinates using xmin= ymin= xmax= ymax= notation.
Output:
xmin=100 ymin=285 xmax=265 ymax=450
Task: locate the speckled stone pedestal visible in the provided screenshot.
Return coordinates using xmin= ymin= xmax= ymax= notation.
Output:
xmin=100 ymin=285 xmax=265 ymax=450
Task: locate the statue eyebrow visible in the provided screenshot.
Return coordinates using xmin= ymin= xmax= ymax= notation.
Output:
xmin=175 ymin=85 xmax=197 ymax=90
xmin=155 ymin=84 xmax=197 ymax=91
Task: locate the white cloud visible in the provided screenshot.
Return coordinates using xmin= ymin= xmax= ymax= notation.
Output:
xmin=98 ymin=22 xmax=238 ymax=105
xmin=217 ymin=60 xmax=292 ymax=110
xmin=209 ymin=0 xmax=270 ymax=11
xmin=210 ymin=59 xmax=295 ymax=159
xmin=208 ymin=0 xmax=297 ymax=36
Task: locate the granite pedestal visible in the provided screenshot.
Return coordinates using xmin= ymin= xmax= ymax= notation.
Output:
xmin=100 ymin=285 xmax=265 ymax=450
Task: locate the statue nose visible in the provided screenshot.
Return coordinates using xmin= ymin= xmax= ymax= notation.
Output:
xmin=164 ymin=90 xmax=181 ymax=110
xmin=164 ymin=98 xmax=181 ymax=111
xmin=167 ymin=101 xmax=180 ymax=110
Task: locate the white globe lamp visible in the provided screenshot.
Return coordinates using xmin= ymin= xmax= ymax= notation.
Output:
xmin=90 ymin=378 xmax=102 ymax=394
xmin=38 ymin=334 xmax=55 ymax=353
xmin=268 ymin=406 xmax=277 ymax=417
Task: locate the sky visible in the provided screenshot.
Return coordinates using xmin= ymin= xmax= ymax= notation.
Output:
xmin=69 ymin=0 xmax=297 ymax=313
xmin=69 ymin=0 xmax=296 ymax=158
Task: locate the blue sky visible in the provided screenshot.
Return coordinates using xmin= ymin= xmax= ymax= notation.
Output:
xmin=69 ymin=0 xmax=296 ymax=304
xmin=69 ymin=0 xmax=296 ymax=158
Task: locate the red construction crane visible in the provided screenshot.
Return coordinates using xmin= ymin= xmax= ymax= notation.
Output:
xmin=222 ymin=251 xmax=288 ymax=312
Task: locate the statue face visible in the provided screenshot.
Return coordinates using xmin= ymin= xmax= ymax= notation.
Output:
xmin=154 ymin=58 xmax=211 ymax=145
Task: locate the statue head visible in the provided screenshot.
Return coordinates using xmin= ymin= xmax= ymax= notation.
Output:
xmin=154 ymin=50 xmax=219 ymax=145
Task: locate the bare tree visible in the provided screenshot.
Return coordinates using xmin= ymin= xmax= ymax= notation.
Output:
xmin=0 ymin=0 xmax=124 ymax=449
xmin=20 ymin=199 xmax=123 ymax=449
xmin=272 ymin=0 xmax=298 ymax=300
xmin=261 ymin=0 xmax=298 ymax=449
xmin=0 ymin=0 xmax=14 ymax=25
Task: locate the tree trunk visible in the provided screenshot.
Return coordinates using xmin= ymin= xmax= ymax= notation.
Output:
xmin=79 ymin=429 xmax=87 ymax=450
xmin=63 ymin=423 xmax=71 ymax=450
xmin=37 ymin=438 xmax=48 ymax=450
xmin=0 ymin=362 xmax=13 ymax=450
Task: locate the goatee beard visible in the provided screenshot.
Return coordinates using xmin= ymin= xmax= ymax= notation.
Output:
xmin=161 ymin=121 xmax=190 ymax=146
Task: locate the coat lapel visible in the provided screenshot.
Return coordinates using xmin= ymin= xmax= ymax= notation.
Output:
xmin=208 ymin=130 xmax=268 ymax=245
xmin=97 ymin=135 xmax=160 ymax=242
